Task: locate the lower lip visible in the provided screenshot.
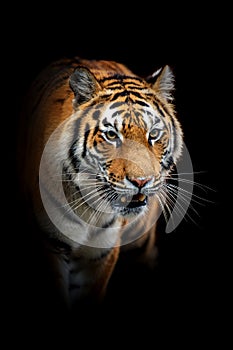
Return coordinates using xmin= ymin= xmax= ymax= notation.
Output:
xmin=116 ymin=194 xmax=148 ymax=208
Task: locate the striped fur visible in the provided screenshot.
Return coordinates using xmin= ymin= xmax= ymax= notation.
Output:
xmin=18 ymin=57 xmax=183 ymax=308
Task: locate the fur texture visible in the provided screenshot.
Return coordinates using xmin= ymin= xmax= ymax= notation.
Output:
xmin=18 ymin=57 xmax=183 ymax=308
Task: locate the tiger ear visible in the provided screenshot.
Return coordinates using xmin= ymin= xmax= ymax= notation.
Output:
xmin=69 ymin=66 xmax=101 ymax=107
xmin=146 ymin=65 xmax=175 ymax=102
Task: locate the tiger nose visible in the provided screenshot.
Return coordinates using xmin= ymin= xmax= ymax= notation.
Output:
xmin=127 ymin=176 xmax=153 ymax=188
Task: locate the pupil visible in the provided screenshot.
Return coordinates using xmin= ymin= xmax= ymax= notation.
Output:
xmin=108 ymin=131 xmax=116 ymax=138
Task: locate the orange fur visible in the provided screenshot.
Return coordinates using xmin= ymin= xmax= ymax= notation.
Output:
xmin=18 ymin=56 xmax=183 ymax=306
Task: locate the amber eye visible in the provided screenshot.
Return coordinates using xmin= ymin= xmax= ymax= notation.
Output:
xmin=149 ymin=129 xmax=160 ymax=140
xmin=105 ymin=130 xmax=119 ymax=141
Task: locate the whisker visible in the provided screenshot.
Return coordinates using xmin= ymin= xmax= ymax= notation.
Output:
xmin=155 ymin=192 xmax=169 ymax=224
xmin=73 ymin=189 xmax=110 ymax=210
xmin=160 ymin=189 xmax=175 ymax=222
xmin=163 ymin=184 xmax=203 ymax=227
xmin=164 ymin=172 xmax=216 ymax=193
xmin=166 ymin=186 xmax=199 ymax=220
xmin=168 ymin=178 xmax=215 ymax=193
xmin=168 ymin=170 xmax=208 ymax=176
xmin=51 ymin=166 xmax=99 ymax=178
xmin=167 ymin=183 xmax=212 ymax=206
xmin=87 ymin=190 xmax=117 ymax=225
xmin=161 ymin=193 xmax=180 ymax=229
xmin=60 ymin=184 xmax=106 ymax=210
xmin=64 ymin=186 xmax=109 ymax=215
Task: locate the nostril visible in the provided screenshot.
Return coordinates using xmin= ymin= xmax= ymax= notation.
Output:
xmin=127 ymin=176 xmax=153 ymax=188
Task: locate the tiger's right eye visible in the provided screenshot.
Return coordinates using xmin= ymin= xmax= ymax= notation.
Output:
xmin=105 ymin=130 xmax=119 ymax=141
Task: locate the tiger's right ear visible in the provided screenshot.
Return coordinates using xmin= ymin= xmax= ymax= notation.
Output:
xmin=146 ymin=65 xmax=175 ymax=102
xmin=69 ymin=67 xmax=101 ymax=108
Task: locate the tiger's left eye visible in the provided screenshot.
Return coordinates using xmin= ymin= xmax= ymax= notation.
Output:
xmin=105 ymin=130 xmax=119 ymax=141
xmin=149 ymin=129 xmax=160 ymax=140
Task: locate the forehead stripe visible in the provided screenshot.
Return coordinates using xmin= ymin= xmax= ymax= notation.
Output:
xmin=110 ymin=91 xmax=128 ymax=101
xmin=92 ymin=110 xmax=101 ymax=120
xmin=135 ymin=100 xmax=150 ymax=107
xmin=110 ymin=101 xmax=125 ymax=109
xmin=99 ymin=75 xmax=143 ymax=84
xmin=112 ymin=109 xmax=125 ymax=118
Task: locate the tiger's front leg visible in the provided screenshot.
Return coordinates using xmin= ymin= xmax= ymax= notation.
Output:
xmin=45 ymin=243 xmax=120 ymax=309
xmin=69 ymin=245 xmax=120 ymax=307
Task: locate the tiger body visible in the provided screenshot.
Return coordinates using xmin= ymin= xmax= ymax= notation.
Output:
xmin=18 ymin=57 xmax=183 ymax=308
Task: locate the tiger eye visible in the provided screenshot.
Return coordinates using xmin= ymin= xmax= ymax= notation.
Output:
xmin=149 ymin=129 xmax=160 ymax=140
xmin=106 ymin=130 xmax=118 ymax=140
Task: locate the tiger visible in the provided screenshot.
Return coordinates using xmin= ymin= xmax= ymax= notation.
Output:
xmin=18 ymin=56 xmax=183 ymax=310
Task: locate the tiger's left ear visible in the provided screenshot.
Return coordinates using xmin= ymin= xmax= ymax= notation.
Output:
xmin=146 ymin=65 xmax=175 ymax=102
xmin=69 ymin=66 xmax=101 ymax=108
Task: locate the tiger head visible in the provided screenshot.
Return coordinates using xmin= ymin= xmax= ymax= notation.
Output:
xmin=64 ymin=64 xmax=183 ymax=221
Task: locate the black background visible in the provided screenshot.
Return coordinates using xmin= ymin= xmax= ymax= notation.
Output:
xmin=6 ymin=5 xmax=228 ymax=346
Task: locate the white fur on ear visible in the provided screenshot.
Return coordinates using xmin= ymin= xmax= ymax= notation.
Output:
xmin=151 ymin=67 xmax=162 ymax=78
xmin=151 ymin=65 xmax=175 ymax=102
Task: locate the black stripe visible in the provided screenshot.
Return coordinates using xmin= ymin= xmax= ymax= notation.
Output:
xmin=69 ymin=141 xmax=80 ymax=171
xmin=82 ymin=123 xmax=90 ymax=158
xmin=105 ymin=85 xmax=144 ymax=90
xmin=70 ymin=108 xmax=90 ymax=145
xmin=162 ymin=155 xmax=174 ymax=170
xmin=69 ymin=114 xmax=82 ymax=170
xmin=170 ymin=117 xmax=177 ymax=154
xmin=153 ymin=100 xmax=166 ymax=118
xmin=124 ymin=85 xmax=146 ymax=90
xmin=128 ymin=91 xmax=148 ymax=100
xmin=110 ymin=101 xmax=125 ymax=109
xmin=110 ymin=90 xmax=150 ymax=106
xmin=99 ymin=75 xmax=143 ymax=84
xmin=92 ymin=110 xmax=101 ymax=120
xmin=110 ymin=91 xmax=129 ymax=101
xmin=92 ymin=125 xmax=99 ymax=137
xmin=112 ymin=109 xmax=125 ymax=118
xmin=153 ymin=97 xmax=175 ymax=121
xmin=134 ymin=100 xmax=150 ymax=107
xmin=55 ymin=98 xmax=65 ymax=104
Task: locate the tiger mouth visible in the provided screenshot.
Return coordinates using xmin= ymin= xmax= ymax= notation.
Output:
xmin=115 ymin=193 xmax=148 ymax=208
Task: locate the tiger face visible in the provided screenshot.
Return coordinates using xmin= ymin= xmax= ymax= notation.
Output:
xmin=63 ymin=64 xmax=183 ymax=221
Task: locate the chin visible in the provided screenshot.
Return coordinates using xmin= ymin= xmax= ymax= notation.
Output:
xmin=115 ymin=205 xmax=147 ymax=218
xmin=113 ymin=193 xmax=149 ymax=217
